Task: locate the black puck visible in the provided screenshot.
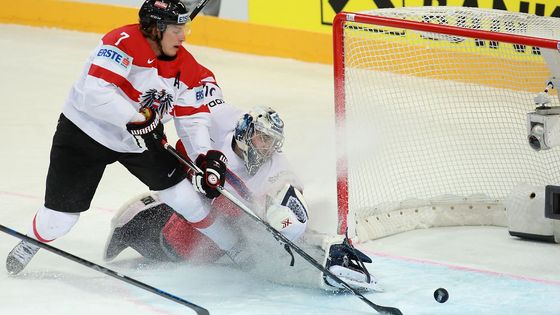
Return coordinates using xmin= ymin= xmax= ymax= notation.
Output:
xmin=434 ymin=288 xmax=449 ymax=303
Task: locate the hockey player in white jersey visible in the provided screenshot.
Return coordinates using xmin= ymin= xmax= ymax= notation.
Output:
xmin=103 ymin=103 xmax=380 ymax=292
xmin=6 ymin=0 xmax=240 ymax=275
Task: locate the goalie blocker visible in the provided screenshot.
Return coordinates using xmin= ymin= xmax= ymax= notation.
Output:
xmin=103 ymin=191 xmax=381 ymax=292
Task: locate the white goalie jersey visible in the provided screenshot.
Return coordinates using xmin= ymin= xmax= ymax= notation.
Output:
xmin=185 ymin=99 xmax=307 ymax=241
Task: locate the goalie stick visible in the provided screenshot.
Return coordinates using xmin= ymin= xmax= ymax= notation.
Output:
xmin=162 ymin=140 xmax=403 ymax=315
xmin=0 ymin=224 xmax=210 ymax=315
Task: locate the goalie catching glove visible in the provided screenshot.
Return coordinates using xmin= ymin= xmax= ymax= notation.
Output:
xmin=191 ymin=150 xmax=228 ymax=199
xmin=126 ymin=106 xmax=164 ymax=151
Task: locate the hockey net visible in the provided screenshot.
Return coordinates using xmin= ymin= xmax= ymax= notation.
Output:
xmin=333 ymin=7 xmax=560 ymax=242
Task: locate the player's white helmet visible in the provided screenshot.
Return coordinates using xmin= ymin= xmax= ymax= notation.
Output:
xmin=234 ymin=106 xmax=284 ymax=175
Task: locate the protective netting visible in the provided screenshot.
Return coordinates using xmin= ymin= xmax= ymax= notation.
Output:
xmin=336 ymin=7 xmax=560 ymax=240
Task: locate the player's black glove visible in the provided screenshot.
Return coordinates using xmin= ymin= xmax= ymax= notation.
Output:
xmin=192 ymin=150 xmax=228 ymax=199
xmin=126 ymin=107 xmax=164 ymax=151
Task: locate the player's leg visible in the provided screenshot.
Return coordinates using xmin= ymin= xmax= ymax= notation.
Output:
xmin=6 ymin=206 xmax=81 ymax=275
xmin=7 ymin=114 xmax=115 ymax=274
xmin=232 ymin=231 xmax=381 ymax=291
xmin=119 ymin=149 xmax=240 ymax=255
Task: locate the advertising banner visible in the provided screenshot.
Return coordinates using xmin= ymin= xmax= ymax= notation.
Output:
xmin=250 ymin=0 xmax=560 ymax=33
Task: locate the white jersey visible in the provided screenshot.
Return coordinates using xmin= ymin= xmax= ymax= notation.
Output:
xmin=62 ymin=24 xmax=217 ymax=156
xmin=200 ymin=102 xmax=302 ymax=217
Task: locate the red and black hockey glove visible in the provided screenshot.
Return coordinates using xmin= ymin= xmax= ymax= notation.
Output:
xmin=126 ymin=107 xmax=165 ymax=151
xmin=191 ymin=150 xmax=228 ymax=199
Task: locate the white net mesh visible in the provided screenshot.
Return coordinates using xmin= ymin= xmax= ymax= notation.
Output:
xmin=336 ymin=7 xmax=560 ymax=240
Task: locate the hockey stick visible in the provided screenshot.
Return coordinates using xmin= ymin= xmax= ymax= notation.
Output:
xmin=0 ymin=224 xmax=210 ymax=315
xmin=189 ymin=0 xmax=212 ymax=20
xmin=162 ymin=141 xmax=403 ymax=315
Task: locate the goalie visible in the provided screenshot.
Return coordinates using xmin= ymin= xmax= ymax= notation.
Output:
xmin=103 ymin=103 xmax=379 ymax=292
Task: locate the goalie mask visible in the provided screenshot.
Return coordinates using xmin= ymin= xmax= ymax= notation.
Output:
xmin=234 ymin=107 xmax=285 ymax=175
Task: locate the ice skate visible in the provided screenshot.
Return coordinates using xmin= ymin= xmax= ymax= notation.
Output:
xmin=321 ymin=236 xmax=383 ymax=292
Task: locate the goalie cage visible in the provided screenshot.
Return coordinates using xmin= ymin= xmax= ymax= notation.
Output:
xmin=333 ymin=7 xmax=560 ymax=242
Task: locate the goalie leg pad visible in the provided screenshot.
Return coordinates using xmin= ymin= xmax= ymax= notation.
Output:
xmin=104 ymin=192 xmax=174 ymax=261
xmin=161 ymin=212 xmax=226 ymax=263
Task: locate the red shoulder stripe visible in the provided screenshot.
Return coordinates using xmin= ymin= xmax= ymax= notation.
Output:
xmin=88 ymin=64 xmax=141 ymax=102
xmin=172 ymin=104 xmax=210 ymax=117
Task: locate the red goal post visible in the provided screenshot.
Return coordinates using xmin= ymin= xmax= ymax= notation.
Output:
xmin=332 ymin=7 xmax=560 ymax=240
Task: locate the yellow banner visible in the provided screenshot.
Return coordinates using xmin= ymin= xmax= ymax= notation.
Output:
xmin=321 ymin=0 xmax=560 ymax=25
xmin=248 ymin=0 xmax=560 ymax=33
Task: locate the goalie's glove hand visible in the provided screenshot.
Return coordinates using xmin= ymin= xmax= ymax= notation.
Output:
xmin=126 ymin=107 xmax=164 ymax=151
xmin=534 ymin=91 xmax=551 ymax=105
xmin=192 ymin=150 xmax=227 ymax=199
